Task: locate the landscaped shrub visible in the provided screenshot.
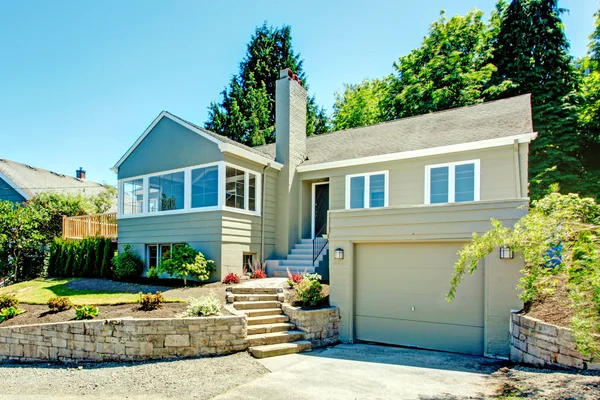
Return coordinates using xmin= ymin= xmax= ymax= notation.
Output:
xmin=138 ymin=291 xmax=165 ymax=311
xmin=247 ymin=259 xmax=267 ymax=279
xmin=147 ymin=267 xmax=159 ymax=279
xmin=179 ymin=294 xmax=222 ymax=317
xmin=286 ymin=267 xmax=304 ymax=288
xmin=0 ymin=306 xmax=25 ymax=323
xmin=75 ymin=304 xmax=99 ymax=320
xmin=47 ymin=296 xmax=73 ymax=312
xmin=296 ymin=279 xmax=324 ymax=307
xmin=158 ymin=243 xmax=215 ymax=285
xmin=222 ymin=272 xmax=240 ymax=284
xmin=47 ymin=237 xmax=116 ymax=279
xmin=0 ymin=294 xmax=19 ymax=309
xmin=303 ymin=272 xmax=322 ymax=282
xmin=112 ymin=244 xmax=144 ymax=281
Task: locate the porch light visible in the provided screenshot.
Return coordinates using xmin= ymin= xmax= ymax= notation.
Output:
xmin=334 ymin=248 xmax=344 ymax=260
xmin=499 ymin=247 xmax=514 ymax=260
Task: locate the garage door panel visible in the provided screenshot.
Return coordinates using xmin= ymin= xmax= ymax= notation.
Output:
xmin=357 ymin=267 xmax=483 ymax=298
xmin=354 ymin=242 xmax=484 ymax=355
xmin=355 ymin=315 xmax=484 ymax=356
xmin=355 ymin=291 xmax=484 ymax=327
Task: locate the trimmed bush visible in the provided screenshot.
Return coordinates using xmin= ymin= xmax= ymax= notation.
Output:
xmin=47 ymin=238 xmax=117 ymax=279
xmin=47 ymin=296 xmax=73 ymax=312
xmin=112 ymin=244 xmax=144 ymax=281
xmin=138 ymin=291 xmax=165 ymax=311
xmin=179 ymin=294 xmax=222 ymax=317
xmin=75 ymin=305 xmax=99 ymax=320
xmin=296 ymin=279 xmax=324 ymax=307
xmin=0 ymin=294 xmax=19 ymax=309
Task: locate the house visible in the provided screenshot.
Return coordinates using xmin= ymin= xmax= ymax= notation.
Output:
xmin=112 ymin=69 xmax=536 ymax=359
xmin=0 ymin=159 xmax=113 ymax=207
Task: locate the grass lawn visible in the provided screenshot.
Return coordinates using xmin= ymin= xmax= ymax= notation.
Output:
xmin=0 ymin=278 xmax=182 ymax=305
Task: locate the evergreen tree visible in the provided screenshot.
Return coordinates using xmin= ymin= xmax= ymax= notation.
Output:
xmin=489 ymin=0 xmax=583 ymax=199
xmin=205 ymin=23 xmax=329 ymax=146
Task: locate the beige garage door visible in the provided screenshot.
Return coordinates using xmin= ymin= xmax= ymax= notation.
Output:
xmin=355 ymin=242 xmax=484 ymax=355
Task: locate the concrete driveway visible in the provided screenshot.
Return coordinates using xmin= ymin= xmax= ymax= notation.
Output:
xmin=214 ymin=344 xmax=505 ymax=400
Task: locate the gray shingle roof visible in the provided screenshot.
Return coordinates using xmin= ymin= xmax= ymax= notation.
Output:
xmin=254 ymin=94 xmax=533 ymax=166
xmin=0 ymin=158 xmax=110 ymax=199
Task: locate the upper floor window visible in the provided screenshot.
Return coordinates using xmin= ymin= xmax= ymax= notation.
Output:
xmin=345 ymin=171 xmax=389 ymax=209
xmin=425 ymin=160 xmax=480 ymax=205
xmin=191 ymin=165 xmax=218 ymax=208
xmin=149 ymin=171 xmax=185 ymax=212
xmin=123 ymin=178 xmax=144 ymax=215
xmin=225 ymin=166 xmax=259 ymax=212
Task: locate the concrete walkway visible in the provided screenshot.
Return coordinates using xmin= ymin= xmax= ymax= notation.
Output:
xmin=214 ymin=344 xmax=505 ymax=400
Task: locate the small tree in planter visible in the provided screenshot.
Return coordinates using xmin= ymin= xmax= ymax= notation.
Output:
xmin=158 ymin=243 xmax=215 ymax=285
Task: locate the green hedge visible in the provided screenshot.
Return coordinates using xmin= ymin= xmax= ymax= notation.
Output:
xmin=47 ymin=238 xmax=117 ymax=279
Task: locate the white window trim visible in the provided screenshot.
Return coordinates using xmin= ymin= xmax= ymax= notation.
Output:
xmin=344 ymin=171 xmax=389 ymax=210
xmin=117 ymin=160 xmax=261 ymax=219
xmin=424 ymin=159 xmax=480 ymax=205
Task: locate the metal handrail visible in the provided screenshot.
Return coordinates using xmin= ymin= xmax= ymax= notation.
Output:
xmin=313 ymin=225 xmax=329 ymax=263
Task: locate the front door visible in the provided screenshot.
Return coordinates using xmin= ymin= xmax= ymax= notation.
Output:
xmin=313 ymin=183 xmax=329 ymax=238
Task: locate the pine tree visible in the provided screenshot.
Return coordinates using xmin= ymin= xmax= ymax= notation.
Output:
xmin=489 ymin=0 xmax=583 ymax=199
xmin=205 ymin=23 xmax=329 ymax=146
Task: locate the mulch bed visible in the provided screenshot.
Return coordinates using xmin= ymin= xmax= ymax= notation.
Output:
xmin=0 ymin=303 xmax=189 ymax=327
xmin=524 ymin=278 xmax=574 ymax=328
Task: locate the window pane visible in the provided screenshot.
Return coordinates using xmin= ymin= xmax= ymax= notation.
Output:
xmin=123 ymin=179 xmax=144 ymax=215
xmin=248 ymin=174 xmax=256 ymax=212
xmin=455 ymin=163 xmax=475 ymax=202
xmin=226 ymin=167 xmax=245 ymax=209
xmin=148 ymin=245 xmax=158 ymax=268
xmin=430 ymin=167 xmax=449 ymax=204
xmin=350 ymin=176 xmax=365 ymax=209
xmin=369 ymin=174 xmax=385 ymax=208
xmin=160 ymin=244 xmax=171 ymax=261
xmin=191 ymin=165 xmax=218 ymax=208
xmin=148 ymin=172 xmax=184 ymax=212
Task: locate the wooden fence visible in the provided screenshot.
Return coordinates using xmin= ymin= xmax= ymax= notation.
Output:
xmin=62 ymin=212 xmax=118 ymax=240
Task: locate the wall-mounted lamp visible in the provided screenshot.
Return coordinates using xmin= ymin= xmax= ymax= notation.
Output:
xmin=334 ymin=248 xmax=344 ymax=260
xmin=499 ymin=247 xmax=514 ymax=259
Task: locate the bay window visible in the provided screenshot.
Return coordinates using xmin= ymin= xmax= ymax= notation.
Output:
xmin=149 ymin=171 xmax=185 ymax=212
xmin=225 ymin=166 xmax=259 ymax=212
xmin=191 ymin=165 xmax=218 ymax=208
xmin=122 ymin=178 xmax=144 ymax=215
xmin=345 ymin=171 xmax=389 ymax=209
xmin=425 ymin=160 xmax=480 ymax=204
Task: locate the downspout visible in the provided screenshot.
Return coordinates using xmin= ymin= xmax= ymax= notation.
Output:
xmin=260 ymin=164 xmax=268 ymax=262
xmin=513 ymin=139 xmax=522 ymax=198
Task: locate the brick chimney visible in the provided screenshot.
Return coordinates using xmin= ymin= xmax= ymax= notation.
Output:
xmin=76 ymin=167 xmax=86 ymax=180
xmin=274 ymin=68 xmax=307 ymax=257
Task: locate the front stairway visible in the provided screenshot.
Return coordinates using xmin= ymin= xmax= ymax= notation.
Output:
xmin=227 ymin=286 xmax=311 ymax=358
xmin=269 ymin=239 xmax=328 ymax=277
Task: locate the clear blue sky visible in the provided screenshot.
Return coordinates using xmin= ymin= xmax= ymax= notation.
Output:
xmin=0 ymin=0 xmax=596 ymax=186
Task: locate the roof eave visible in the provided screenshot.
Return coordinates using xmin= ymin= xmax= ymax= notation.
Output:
xmin=297 ymin=132 xmax=538 ymax=173
xmin=0 ymin=170 xmax=31 ymax=200
xmin=218 ymin=143 xmax=283 ymax=170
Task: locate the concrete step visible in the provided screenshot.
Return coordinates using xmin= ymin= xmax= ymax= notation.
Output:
xmin=272 ymin=267 xmax=315 ymax=277
xmin=291 ymin=248 xmax=312 ymax=255
xmin=229 ymin=294 xmax=279 ymax=302
xmin=287 ymin=254 xmax=312 ymax=261
xmin=293 ymin=244 xmax=313 ymax=250
xmin=247 ymin=315 xmax=290 ymax=325
xmin=242 ymin=308 xmax=284 ymax=317
xmin=249 ymin=341 xmax=312 ymax=359
xmin=230 ymin=287 xmax=279 ymax=295
xmin=300 ymin=239 xmax=313 ymax=245
xmin=280 ymin=259 xmax=314 ymax=266
xmin=233 ymin=301 xmax=281 ymax=310
xmin=247 ymin=330 xmax=305 ymax=347
xmin=247 ymin=322 xmax=295 ymax=335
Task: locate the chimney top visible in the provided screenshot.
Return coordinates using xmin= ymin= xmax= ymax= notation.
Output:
xmin=76 ymin=167 xmax=86 ymax=180
xmin=279 ymin=69 xmax=303 ymax=86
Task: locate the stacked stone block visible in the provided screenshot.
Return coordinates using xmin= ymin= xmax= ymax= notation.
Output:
xmin=281 ymin=305 xmax=340 ymax=348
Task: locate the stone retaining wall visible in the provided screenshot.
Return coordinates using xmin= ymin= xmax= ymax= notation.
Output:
xmin=0 ymin=315 xmax=247 ymax=363
xmin=282 ymin=305 xmax=340 ymax=347
xmin=510 ymin=312 xmax=599 ymax=370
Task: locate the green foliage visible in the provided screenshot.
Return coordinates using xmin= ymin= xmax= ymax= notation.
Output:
xmin=332 ymin=77 xmax=393 ymax=130
xmin=157 ymin=243 xmax=215 ymax=285
xmin=303 ymin=272 xmax=322 ymax=282
xmin=147 ymin=267 xmax=159 ymax=279
xmin=447 ymin=193 xmax=600 ymax=357
xmin=47 ymin=296 xmax=73 ymax=312
xmin=296 ymin=279 xmax=324 ymax=307
xmin=75 ymin=304 xmax=99 ymax=320
xmin=0 ymin=306 xmax=25 ymax=323
xmin=137 ymin=291 xmax=165 ymax=311
xmin=0 ymin=293 xmax=19 ymax=309
xmin=179 ymin=294 xmax=222 ymax=317
xmin=47 ymin=238 xmax=116 ymax=279
xmin=205 ymin=23 xmax=329 ymax=146
xmin=112 ymin=244 xmax=144 ymax=281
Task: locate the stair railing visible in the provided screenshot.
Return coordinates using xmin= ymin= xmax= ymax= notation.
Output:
xmin=313 ymin=225 xmax=329 ymax=264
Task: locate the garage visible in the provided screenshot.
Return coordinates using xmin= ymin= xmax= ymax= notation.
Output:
xmin=354 ymin=242 xmax=484 ymax=355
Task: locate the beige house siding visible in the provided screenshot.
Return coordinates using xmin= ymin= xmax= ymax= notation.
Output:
xmin=328 ymin=199 xmax=527 ymax=358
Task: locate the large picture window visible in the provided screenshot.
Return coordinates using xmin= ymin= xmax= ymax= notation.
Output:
xmin=425 ymin=160 xmax=480 ymax=204
xmin=148 ymin=171 xmax=185 ymax=212
xmin=191 ymin=165 xmax=218 ymax=208
xmin=345 ymin=171 xmax=389 ymax=209
xmin=122 ymin=179 xmax=144 ymax=215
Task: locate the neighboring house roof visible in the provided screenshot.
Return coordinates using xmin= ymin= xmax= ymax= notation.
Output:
xmin=0 ymin=158 xmax=109 ymax=200
xmin=255 ymin=94 xmax=535 ymax=170
xmin=112 ymin=111 xmax=282 ymax=172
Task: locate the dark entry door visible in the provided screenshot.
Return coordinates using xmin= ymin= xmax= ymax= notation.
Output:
xmin=314 ymin=183 xmax=329 ymax=238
